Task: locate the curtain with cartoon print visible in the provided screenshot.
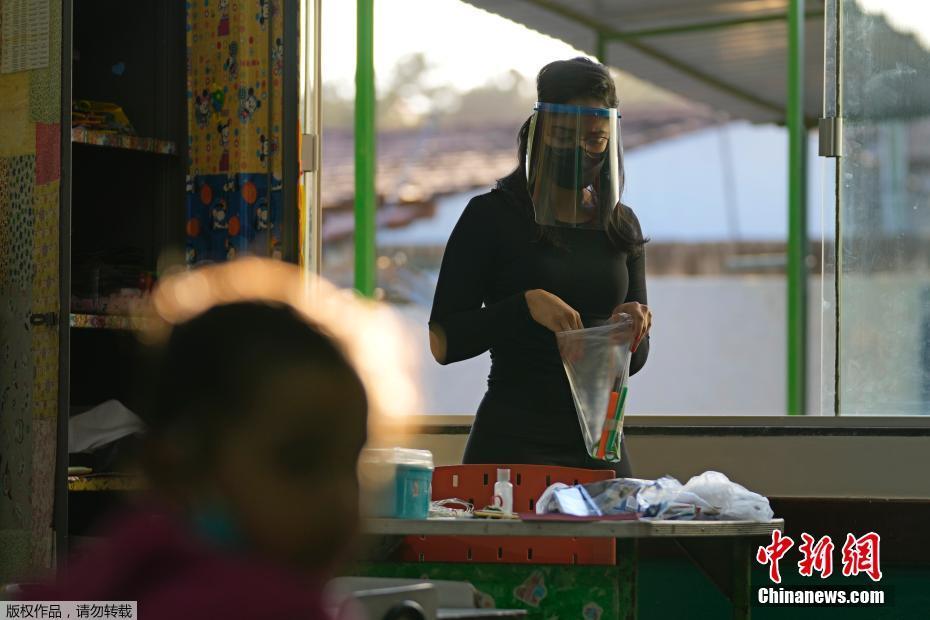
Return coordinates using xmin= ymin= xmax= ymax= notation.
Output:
xmin=186 ymin=0 xmax=284 ymax=264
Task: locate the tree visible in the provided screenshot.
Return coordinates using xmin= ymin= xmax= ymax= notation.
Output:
xmin=443 ymin=70 xmax=535 ymax=128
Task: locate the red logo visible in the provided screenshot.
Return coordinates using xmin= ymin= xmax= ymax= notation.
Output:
xmin=756 ymin=530 xmax=795 ymax=583
xmin=757 ymin=531 xmax=882 ymax=582
xmin=841 ymin=532 xmax=883 ymax=582
xmin=798 ymin=534 xmax=834 ymax=578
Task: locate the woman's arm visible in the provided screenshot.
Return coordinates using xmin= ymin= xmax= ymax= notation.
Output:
xmin=428 ymin=197 xmax=530 ymax=365
xmin=625 ymin=246 xmax=649 ymax=376
xmin=622 ymin=207 xmax=650 ymax=376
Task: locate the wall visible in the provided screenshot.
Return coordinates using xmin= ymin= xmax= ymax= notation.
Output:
xmin=394 ymin=277 xmax=826 ymax=416
xmin=402 ymin=417 xmax=930 ymax=500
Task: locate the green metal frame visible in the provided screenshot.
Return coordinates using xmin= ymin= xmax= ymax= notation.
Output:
xmin=787 ymin=0 xmax=808 ymax=415
xmin=355 ymin=0 xmax=376 ymax=296
xmin=606 ymin=11 xmax=823 ymax=40
xmin=525 ymin=0 xmax=820 ymax=119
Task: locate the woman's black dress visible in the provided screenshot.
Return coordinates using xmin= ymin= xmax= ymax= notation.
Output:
xmin=429 ymin=188 xmax=649 ymax=477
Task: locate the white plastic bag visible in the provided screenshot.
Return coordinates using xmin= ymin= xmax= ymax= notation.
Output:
xmin=679 ymin=471 xmax=774 ymax=521
xmin=535 ymin=482 xmax=570 ymax=515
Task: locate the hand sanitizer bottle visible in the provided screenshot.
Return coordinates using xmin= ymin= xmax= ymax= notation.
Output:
xmin=493 ymin=468 xmax=514 ymax=515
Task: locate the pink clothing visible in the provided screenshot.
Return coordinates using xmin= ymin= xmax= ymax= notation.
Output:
xmin=22 ymin=506 xmax=330 ymax=620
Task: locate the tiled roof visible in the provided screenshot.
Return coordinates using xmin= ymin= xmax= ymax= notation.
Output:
xmin=320 ymin=105 xmax=718 ymax=209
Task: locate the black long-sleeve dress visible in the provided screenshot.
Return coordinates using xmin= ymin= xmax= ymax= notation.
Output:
xmin=429 ymin=187 xmax=649 ymax=477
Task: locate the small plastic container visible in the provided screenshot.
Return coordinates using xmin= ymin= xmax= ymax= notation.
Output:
xmin=361 ymin=448 xmax=434 ymax=519
xmin=493 ymin=468 xmax=513 ymax=514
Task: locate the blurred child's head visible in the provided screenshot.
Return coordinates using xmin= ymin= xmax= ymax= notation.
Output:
xmin=138 ymin=261 xmax=374 ymax=573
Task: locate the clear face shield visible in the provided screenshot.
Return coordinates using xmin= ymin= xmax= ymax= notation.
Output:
xmin=526 ymin=102 xmax=622 ymax=230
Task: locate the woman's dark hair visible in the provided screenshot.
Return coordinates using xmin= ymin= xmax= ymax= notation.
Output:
xmin=496 ymin=57 xmax=646 ymax=255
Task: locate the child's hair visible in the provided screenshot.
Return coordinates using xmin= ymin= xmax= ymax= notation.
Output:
xmin=134 ymin=258 xmax=419 ymax=458
xmin=141 ymin=301 xmax=364 ymax=446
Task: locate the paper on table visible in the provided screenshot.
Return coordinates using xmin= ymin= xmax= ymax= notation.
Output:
xmin=552 ymin=486 xmax=604 ymax=517
xmin=69 ymin=400 xmax=146 ymax=453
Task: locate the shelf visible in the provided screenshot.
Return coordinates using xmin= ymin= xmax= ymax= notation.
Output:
xmin=71 ymin=127 xmax=177 ymax=155
xmin=69 ymin=313 xmax=146 ymax=331
xmin=68 ymin=474 xmax=146 ymax=493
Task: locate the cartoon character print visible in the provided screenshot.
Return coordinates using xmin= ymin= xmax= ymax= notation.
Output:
xmin=217 ymin=120 xmax=231 ymax=172
xmin=255 ymin=198 xmax=271 ymax=231
xmin=225 ymin=239 xmax=237 ymax=261
xmin=257 ymin=134 xmax=277 ymax=163
xmin=513 ymin=571 xmax=547 ymax=608
xmin=217 ymin=0 xmax=230 ymax=36
xmin=185 ymin=174 xmax=194 ymax=194
xmin=582 ymin=602 xmax=604 ymax=620
xmin=238 ymin=87 xmax=262 ymax=123
xmin=212 ymin=199 xmax=229 ymax=231
xmin=195 ymin=89 xmax=211 ymax=128
xmin=185 ymin=247 xmax=197 ymax=265
xmin=222 ymin=175 xmax=236 ymax=193
xmin=272 ymin=37 xmax=284 ymax=76
xmin=257 ymin=0 xmax=272 ymax=29
xmin=224 ymin=41 xmax=239 ymax=81
xmin=475 ymin=592 xmax=496 ymax=609
xmin=1 ymin=456 xmax=12 ymax=501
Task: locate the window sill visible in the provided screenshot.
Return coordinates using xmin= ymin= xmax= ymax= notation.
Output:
xmin=408 ymin=414 xmax=930 ymax=436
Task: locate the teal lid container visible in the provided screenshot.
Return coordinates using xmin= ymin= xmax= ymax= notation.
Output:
xmin=360 ymin=448 xmax=434 ymax=519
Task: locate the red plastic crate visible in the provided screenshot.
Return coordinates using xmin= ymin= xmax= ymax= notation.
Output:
xmin=394 ymin=464 xmax=616 ymax=565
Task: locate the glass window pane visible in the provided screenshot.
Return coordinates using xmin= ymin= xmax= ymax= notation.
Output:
xmin=839 ymin=1 xmax=930 ymax=414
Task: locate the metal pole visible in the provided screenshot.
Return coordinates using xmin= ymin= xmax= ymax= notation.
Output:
xmin=355 ymin=0 xmax=376 ymax=296
xmin=787 ymin=0 xmax=807 ymax=414
xmin=596 ymin=32 xmax=606 ymax=64
xmin=313 ymin=0 xmax=323 ymax=274
xmin=56 ymin=0 xmax=73 ymax=565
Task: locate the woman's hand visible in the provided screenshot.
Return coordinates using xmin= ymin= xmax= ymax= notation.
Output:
xmin=525 ymin=289 xmax=583 ymax=333
xmin=613 ymin=302 xmax=652 ymax=353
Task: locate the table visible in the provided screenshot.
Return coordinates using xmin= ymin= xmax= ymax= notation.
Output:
xmin=365 ymin=517 xmax=784 ymax=620
xmin=68 ymin=474 xmax=145 ymax=492
xmin=438 ymin=610 xmax=526 ymax=618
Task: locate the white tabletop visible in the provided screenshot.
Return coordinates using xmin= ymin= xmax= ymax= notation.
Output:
xmin=364 ymin=517 xmax=783 ymax=539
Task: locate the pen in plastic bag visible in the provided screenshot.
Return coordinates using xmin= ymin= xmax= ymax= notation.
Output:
xmin=596 ymin=374 xmax=622 ymax=459
xmin=606 ymin=351 xmax=632 ymax=460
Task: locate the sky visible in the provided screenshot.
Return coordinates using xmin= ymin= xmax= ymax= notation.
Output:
xmin=318 ymin=0 xmax=930 ymax=95
xmin=321 ymin=0 xmax=582 ymax=94
xmin=857 ymin=1 xmax=930 ymax=49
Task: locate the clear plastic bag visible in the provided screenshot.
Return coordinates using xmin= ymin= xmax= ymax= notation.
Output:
xmin=536 ymin=471 xmax=774 ymax=522
xmin=679 ymin=471 xmax=774 ymax=521
xmin=557 ymin=315 xmax=634 ymax=462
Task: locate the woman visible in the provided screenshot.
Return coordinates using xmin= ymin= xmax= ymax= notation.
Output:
xmin=429 ymin=57 xmax=652 ymax=477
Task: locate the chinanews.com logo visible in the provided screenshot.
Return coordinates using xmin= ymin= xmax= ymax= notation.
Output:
xmin=754 ymin=530 xmax=887 ymax=607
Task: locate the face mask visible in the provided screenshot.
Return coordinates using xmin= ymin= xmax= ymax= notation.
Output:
xmin=543 ymin=145 xmax=606 ymax=190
